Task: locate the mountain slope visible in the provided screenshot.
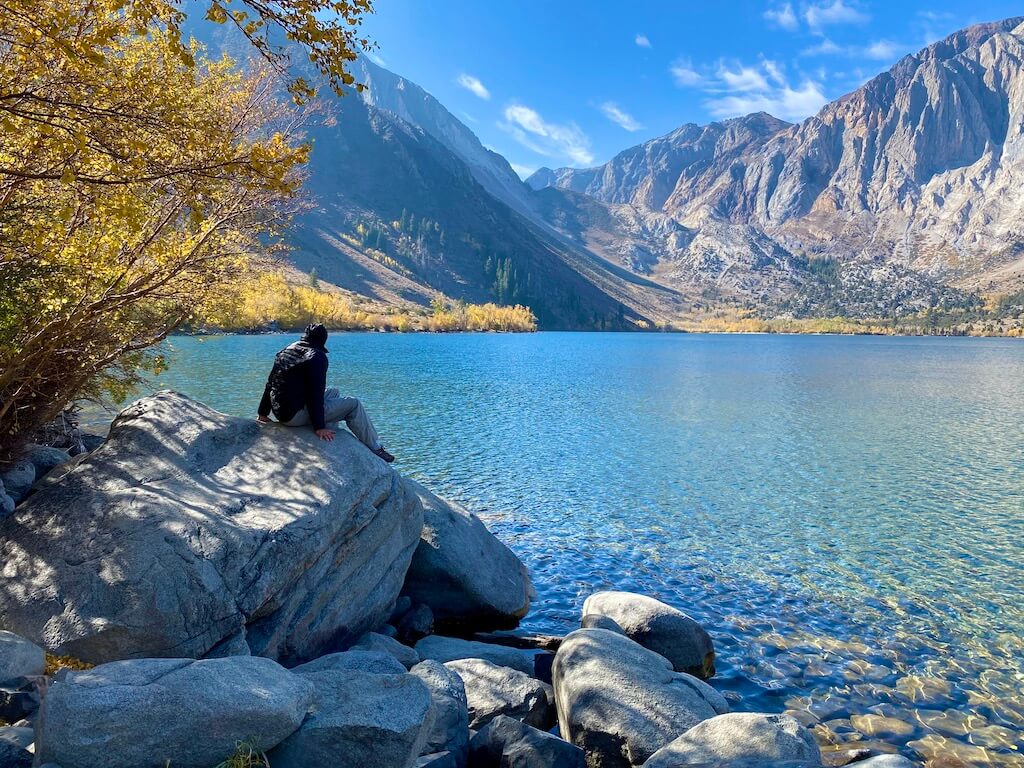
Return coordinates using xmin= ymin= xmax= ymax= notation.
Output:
xmin=289 ymin=77 xmax=665 ymax=329
xmin=351 ymin=58 xmax=535 ymax=218
xmin=529 ymin=17 xmax=1024 ymax=313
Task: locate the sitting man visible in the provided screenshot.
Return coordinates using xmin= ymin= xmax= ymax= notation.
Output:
xmin=257 ymin=323 xmax=395 ymax=462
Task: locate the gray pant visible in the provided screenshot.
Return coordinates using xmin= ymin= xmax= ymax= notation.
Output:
xmin=284 ymin=388 xmax=381 ymax=449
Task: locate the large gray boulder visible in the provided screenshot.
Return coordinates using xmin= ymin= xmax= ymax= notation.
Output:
xmin=351 ymin=630 xmax=420 ymax=668
xmin=0 ymin=391 xmax=423 ymax=664
xmin=641 ymin=713 xmax=821 ymax=768
xmin=416 ymin=635 xmax=544 ymax=676
xmin=445 ymin=658 xmax=553 ymax=730
xmin=0 ymin=462 xmax=32 ymax=506
xmin=469 ymin=715 xmax=586 ymax=768
xmin=0 ymin=632 xmax=44 ymax=687
xmin=553 ymin=628 xmax=729 ymax=768
xmin=401 ymin=479 xmax=533 ymax=631
xmin=33 ymin=656 xmax=314 ymax=768
xmin=583 ymin=591 xmax=716 ymax=679
xmin=268 ymin=667 xmax=434 ymax=768
xmin=292 ymin=649 xmax=407 ymax=676
xmin=411 ymin=660 xmax=470 ymax=763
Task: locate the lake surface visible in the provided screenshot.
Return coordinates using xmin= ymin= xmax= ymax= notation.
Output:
xmin=116 ymin=332 xmax=1024 ymax=765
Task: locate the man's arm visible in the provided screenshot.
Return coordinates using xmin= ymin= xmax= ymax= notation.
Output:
xmin=258 ymin=381 xmax=273 ymax=421
xmin=305 ymin=353 xmax=328 ymax=432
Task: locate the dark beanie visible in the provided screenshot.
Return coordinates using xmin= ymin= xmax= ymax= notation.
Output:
xmin=302 ymin=323 xmax=328 ymax=348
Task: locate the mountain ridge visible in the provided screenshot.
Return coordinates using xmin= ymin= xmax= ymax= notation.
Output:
xmin=527 ymin=16 xmax=1024 ymax=313
xmin=272 ymin=16 xmax=1024 ymax=330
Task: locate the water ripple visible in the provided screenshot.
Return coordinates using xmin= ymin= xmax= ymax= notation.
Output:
xmin=106 ymin=332 xmax=1024 ymax=767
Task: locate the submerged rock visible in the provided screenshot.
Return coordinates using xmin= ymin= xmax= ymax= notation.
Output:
xmin=641 ymin=713 xmax=821 ymax=767
xmin=411 ymin=659 xmax=470 ymax=764
xmin=583 ymin=591 xmax=716 ymax=678
xmin=553 ymin=628 xmax=729 ymax=767
xmin=401 ymin=479 xmax=534 ymax=631
xmin=851 ymin=757 xmax=916 ymax=768
xmin=33 ymin=656 xmax=314 ymax=768
xmin=0 ymin=632 xmax=44 ymax=687
xmin=445 ymin=658 xmax=553 ymax=731
xmin=268 ymin=667 xmax=434 ymax=768
xmin=0 ymin=391 xmax=423 ymax=665
xmin=469 ymin=715 xmax=586 ymax=768
xmin=416 ymin=635 xmax=544 ymax=676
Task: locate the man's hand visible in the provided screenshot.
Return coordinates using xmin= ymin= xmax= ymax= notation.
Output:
xmin=315 ymin=428 xmax=335 ymax=442
xmin=257 ymin=415 xmax=271 ymax=424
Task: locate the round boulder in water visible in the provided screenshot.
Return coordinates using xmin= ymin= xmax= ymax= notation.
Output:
xmin=582 ymin=591 xmax=715 ymax=679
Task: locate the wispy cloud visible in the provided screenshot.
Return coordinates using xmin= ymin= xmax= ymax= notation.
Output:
xmin=804 ymin=0 xmax=870 ymax=33
xmin=499 ymin=104 xmax=594 ymax=166
xmin=510 ymin=163 xmax=537 ymax=180
xmin=801 ymin=37 xmax=908 ymax=62
xmin=456 ymin=73 xmax=490 ymax=100
xmin=764 ymin=3 xmax=799 ymax=31
xmin=635 ymin=33 xmax=652 ymax=48
xmin=718 ymin=63 xmax=771 ymax=92
xmin=599 ymin=102 xmax=644 ymax=132
xmin=700 ymin=59 xmax=827 ymax=122
xmin=801 ymin=38 xmax=844 ymax=56
xmin=367 ymin=52 xmax=387 ymax=67
xmin=670 ymin=59 xmax=703 ymax=87
xmin=863 ymin=39 xmax=905 ymax=60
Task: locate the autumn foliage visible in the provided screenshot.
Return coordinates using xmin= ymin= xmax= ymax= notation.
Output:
xmin=0 ymin=0 xmax=372 ymax=455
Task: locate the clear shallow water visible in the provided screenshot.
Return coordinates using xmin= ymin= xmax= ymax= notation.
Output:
xmin=111 ymin=333 xmax=1024 ymax=766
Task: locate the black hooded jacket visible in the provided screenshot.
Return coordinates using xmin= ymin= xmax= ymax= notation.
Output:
xmin=258 ymin=329 xmax=329 ymax=430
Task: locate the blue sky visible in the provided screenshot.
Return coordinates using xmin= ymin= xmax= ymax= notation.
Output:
xmin=359 ymin=1 xmax=1023 ymax=177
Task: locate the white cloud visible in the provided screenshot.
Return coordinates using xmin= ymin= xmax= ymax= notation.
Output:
xmin=801 ymin=37 xmax=907 ymax=62
xmin=764 ymin=3 xmax=799 ymax=31
xmin=635 ymin=33 xmax=652 ymax=48
xmin=499 ymin=104 xmax=594 ymax=166
xmin=701 ymin=59 xmax=827 ymax=122
xmin=460 ymin=111 xmax=479 ymax=124
xmin=801 ymin=38 xmax=843 ymax=56
xmin=863 ymin=39 xmax=904 ymax=60
xmin=367 ymin=52 xmax=387 ymax=67
xmin=670 ymin=59 xmax=703 ymax=87
xmin=707 ymin=80 xmax=827 ymax=122
xmin=718 ymin=63 xmax=771 ymax=92
xmin=510 ymin=163 xmax=537 ymax=180
xmin=456 ymin=73 xmax=490 ymax=100
xmin=599 ymin=101 xmax=644 ymax=132
xmin=804 ymin=0 xmax=869 ymax=32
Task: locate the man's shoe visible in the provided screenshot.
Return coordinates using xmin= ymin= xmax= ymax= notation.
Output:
xmin=373 ymin=445 xmax=395 ymax=463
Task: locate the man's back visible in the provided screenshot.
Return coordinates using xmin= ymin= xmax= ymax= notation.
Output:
xmin=259 ymin=339 xmax=328 ymax=427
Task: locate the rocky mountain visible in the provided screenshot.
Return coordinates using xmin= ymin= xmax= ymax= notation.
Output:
xmin=209 ymin=16 xmax=1024 ymax=328
xmin=288 ymin=60 xmax=672 ymax=329
xmin=529 ymin=18 xmax=1024 ymax=316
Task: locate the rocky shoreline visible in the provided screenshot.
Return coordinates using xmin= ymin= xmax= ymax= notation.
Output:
xmin=0 ymin=392 xmax=916 ymax=768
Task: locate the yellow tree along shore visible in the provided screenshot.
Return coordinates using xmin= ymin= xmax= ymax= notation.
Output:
xmin=0 ymin=0 xmax=374 ymax=455
xmin=195 ymin=269 xmax=538 ymax=332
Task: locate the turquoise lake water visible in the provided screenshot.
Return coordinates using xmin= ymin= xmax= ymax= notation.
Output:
xmin=112 ymin=332 xmax=1024 ymax=765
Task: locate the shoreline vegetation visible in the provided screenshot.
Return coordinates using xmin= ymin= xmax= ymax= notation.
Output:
xmin=191 ymin=270 xmax=1023 ymax=337
xmin=192 ymin=268 xmax=538 ymax=333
